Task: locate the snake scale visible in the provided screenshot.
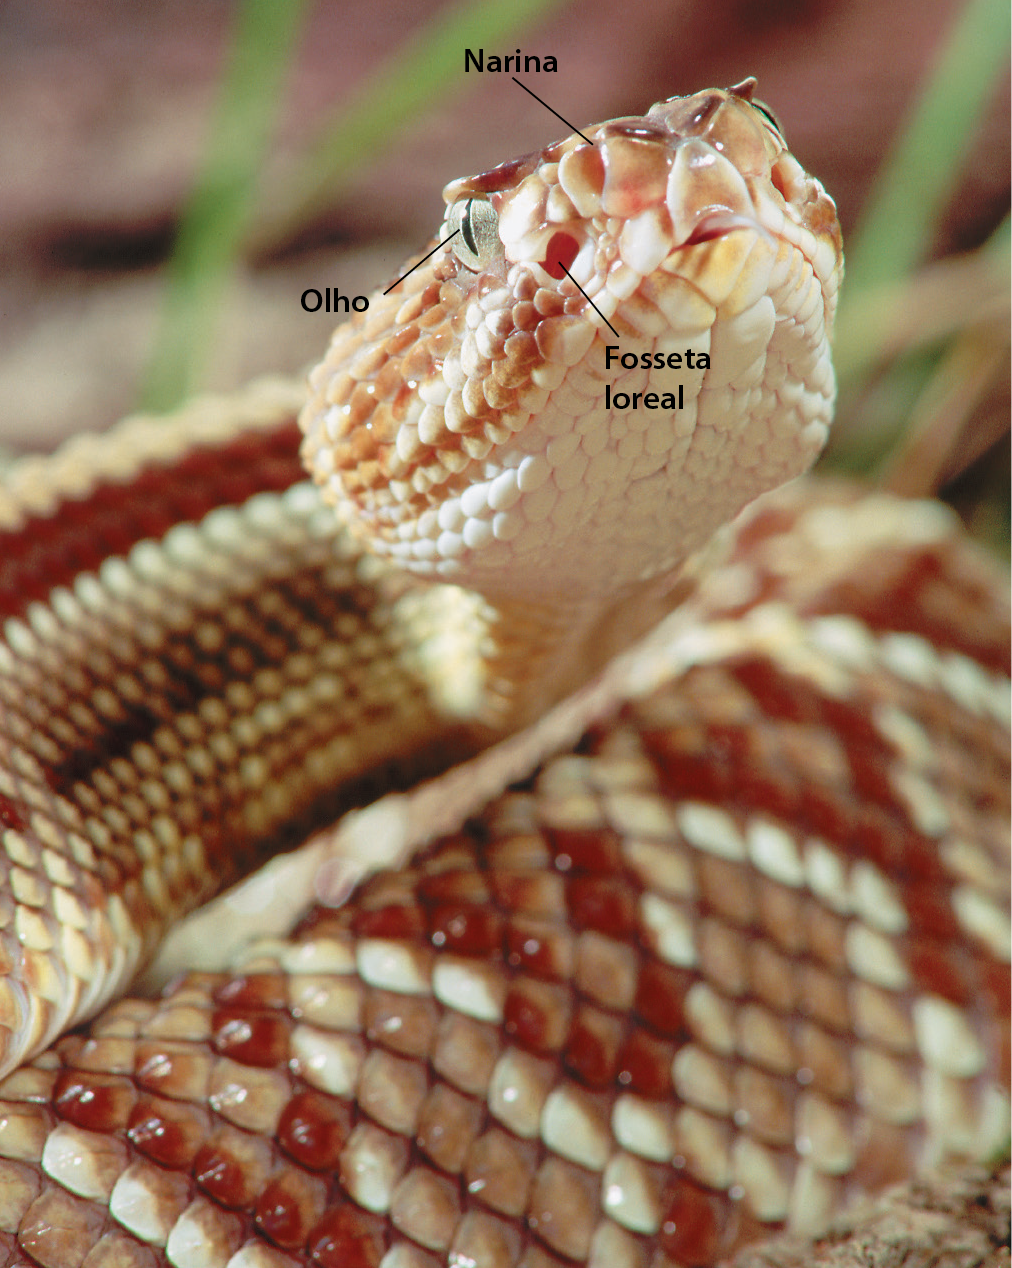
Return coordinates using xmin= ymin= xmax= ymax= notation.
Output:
xmin=0 ymin=83 xmax=1008 ymax=1267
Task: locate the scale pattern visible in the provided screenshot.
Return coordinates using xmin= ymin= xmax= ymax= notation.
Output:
xmin=0 ymin=83 xmax=1006 ymax=1268
xmin=0 ymin=384 xmax=480 ymax=1083
xmin=0 ymin=424 xmax=1007 ymax=1266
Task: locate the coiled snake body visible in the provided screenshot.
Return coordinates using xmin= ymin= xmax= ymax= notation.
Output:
xmin=0 ymin=84 xmax=1007 ymax=1267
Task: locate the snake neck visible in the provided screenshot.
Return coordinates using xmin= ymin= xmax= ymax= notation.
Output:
xmin=472 ymin=578 xmax=690 ymax=732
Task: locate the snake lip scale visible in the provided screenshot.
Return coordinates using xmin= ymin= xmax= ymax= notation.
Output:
xmin=0 ymin=83 xmax=1008 ymax=1268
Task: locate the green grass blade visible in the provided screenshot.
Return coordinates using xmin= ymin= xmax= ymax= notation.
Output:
xmin=833 ymin=215 xmax=1010 ymax=386
xmin=142 ymin=0 xmax=569 ymax=412
xmin=141 ymin=0 xmax=311 ymax=413
xmin=842 ymin=0 xmax=1010 ymax=300
xmin=252 ymin=0 xmax=572 ymax=252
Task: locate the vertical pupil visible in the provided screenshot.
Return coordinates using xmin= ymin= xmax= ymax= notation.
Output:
xmin=461 ymin=200 xmax=479 ymax=256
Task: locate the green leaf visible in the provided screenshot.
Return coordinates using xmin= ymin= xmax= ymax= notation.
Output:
xmin=253 ymin=0 xmax=573 ymax=251
xmin=141 ymin=0 xmax=570 ymax=413
xmin=842 ymin=0 xmax=1010 ymax=299
xmin=141 ymin=0 xmax=311 ymax=412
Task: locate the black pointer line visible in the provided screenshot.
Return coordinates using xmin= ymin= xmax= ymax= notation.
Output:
xmin=386 ymin=83 xmax=591 ymax=296
xmin=388 ymin=83 xmax=591 ymax=296
xmin=559 ymin=264 xmax=620 ymax=339
xmin=509 ymin=81 xmax=610 ymax=331
xmin=511 ymin=78 xmax=595 ymax=146
xmin=382 ymin=218 xmax=614 ymax=342
xmin=383 ymin=230 xmax=460 ymax=295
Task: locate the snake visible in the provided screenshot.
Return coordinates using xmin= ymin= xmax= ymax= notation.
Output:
xmin=0 ymin=81 xmax=1007 ymax=1268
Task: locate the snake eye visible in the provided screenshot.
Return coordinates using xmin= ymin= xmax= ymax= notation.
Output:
xmin=751 ymin=98 xmax=783 ymax=136
xmin=447 ymin=198 xmax=503 ymax=272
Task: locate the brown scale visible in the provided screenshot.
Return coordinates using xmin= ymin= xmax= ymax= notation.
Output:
xmin=0 ymin=491 xmax=1005 ymax=1267
xmin=0 ymin=100 xmax=1002 ymax=1268
xmin=304 ymin=273 xmax=473 ymax=506
xmin=0 ymin=413 xmax=491 ymax=1094
xmin=0 ymin=546 xmax=461 ymax=916
xmin=0 ymin=419 xmax=304 ymax=623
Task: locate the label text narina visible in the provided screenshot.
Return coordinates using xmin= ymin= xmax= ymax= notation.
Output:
xmin=465 ymin=49 xmax=558 ymax=72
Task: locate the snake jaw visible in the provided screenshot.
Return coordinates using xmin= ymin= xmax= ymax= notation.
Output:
xmin=300 ymin=84 xmax=843 ymax=611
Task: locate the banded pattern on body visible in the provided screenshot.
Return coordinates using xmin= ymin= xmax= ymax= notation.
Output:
xmin=0 ymin=405 xmax=1007 ymax=1267
xmin=0 ymin=381 xmax=486 ymax=1083
xmin=0 ymin=83 xmax=1007 ymax=1268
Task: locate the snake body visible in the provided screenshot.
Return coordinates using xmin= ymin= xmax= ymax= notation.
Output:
xmin=0 ymin=85 xmax=1007 ymax=1267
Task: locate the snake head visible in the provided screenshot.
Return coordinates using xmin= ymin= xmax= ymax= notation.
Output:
xmin=301 ymin=84 xmax=843 ymax=605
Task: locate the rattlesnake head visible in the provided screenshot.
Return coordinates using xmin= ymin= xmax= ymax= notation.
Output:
xmin=300 ymin=82 xmax=843 ymax=614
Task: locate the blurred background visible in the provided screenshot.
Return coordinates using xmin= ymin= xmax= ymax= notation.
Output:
xmin=0 ymin=0 xmax=1007 ymax=546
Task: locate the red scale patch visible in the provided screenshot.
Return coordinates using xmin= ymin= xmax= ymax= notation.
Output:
xmin=277 ymin=1091 xmax=351 ymax=1171
xmin=732 ymin=742 xmax=800 ymax=822
xmin=505 ymin=919 xmax=572 ymax=979
xmin=211 ymin=1008 xmax=291 ymax=1067
xmin=902 ymin=880 xmax=959 ymax=939
xmin=428 ymin=904 xmax=505 ymax=956
xmin=0 ymin=793 xmax=26 ymax=830
xmin=214 ymin=973 xmax=289 ymax=1011
xmin=548 ymin=827 xmax=623 ymax=874
xmin=731 ymin=656 xmax=817 ymax=725
xmin=850 ymin=805 xmax=907 ymax=873
xmin=53 ymin=1071 xmax=137 ymax=1133
xmin=491 ymin=870 xmax=562 ymax=916
xmin=417 ymin=868 xmax=492 ymax=905
xmin=194 ymin=1141 xmax=263 ymax=1209
xmin=981 ymin=960 xmax=1011 ymax=1019
xmin=659 ymin=1179 xmax=729 ymax=1266
xmin=846 ymin=744 xmax=903 ymax=814
xmin=563 ymin=1006 xmax=623 ymax=1088
xmin=634 ymin=961 xmax=690 ymax=1038
xmin=305 ymin=1206 xmax=386 ymax=1268
xmin=0 ymin=420 xmax=304 ymax=622
xmin=254 ymin=1174 xmax=320 ymax=1251
xmin=897 ymin=834 xmax=949 ymax=886
xmin=907 ymin=938 xmax=974 ymax=1007
xmin=642 ymin=730 xmax=734 ymax=804
xmin=797 ymin=779 xmax=855 ymax=844
xmin=504 ymin=978 xmax=571 ymax=1053
xmin=127 ymin=1097 xmax=208 ymax=1168
xmin=703 ymin=720 xmax=753 ymax=767
xmin=994 ymin=1033 xmax=1012 ymax=1103
xmin=818 ymin=694 xmax=883 ymax=757
xmin=353 ymin=905 xmax=427 ymax=941
xmin=615 ymin=1029 xmax=676 ymax=1098
xmin=566 ymin=875 xmax=637 ymax=937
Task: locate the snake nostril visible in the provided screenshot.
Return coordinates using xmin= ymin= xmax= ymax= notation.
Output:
xmin=542 ymin=231 xmax=579 ymax=279
xmin=770 ymin=156 xmax=807 ymax=206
